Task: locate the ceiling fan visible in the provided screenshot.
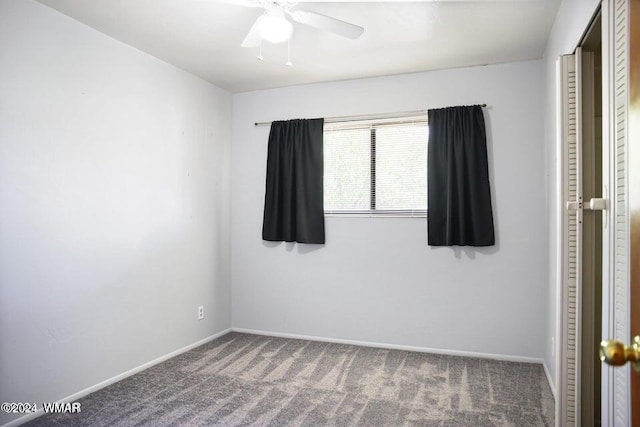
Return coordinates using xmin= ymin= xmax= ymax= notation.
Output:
xmin=236 ymin=0 xmax=364 ymax=47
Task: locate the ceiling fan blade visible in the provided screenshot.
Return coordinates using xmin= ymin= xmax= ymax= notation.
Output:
xmin=241 ymin=15 xmax=264 ymax=47
xmin=289 ymin=9 xmax=364 ymax=40
xmin=205 ymin=0 xmax=262 ymax=7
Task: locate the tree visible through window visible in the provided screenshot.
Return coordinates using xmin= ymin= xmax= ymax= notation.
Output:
xmin=323 ymin=117 xmax=428 ymax=215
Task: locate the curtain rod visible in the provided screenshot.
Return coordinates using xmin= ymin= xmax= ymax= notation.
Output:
xmin=253 ymin=104 xmax=487 ymax=127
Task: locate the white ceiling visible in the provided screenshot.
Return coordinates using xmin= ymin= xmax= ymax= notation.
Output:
xmin=36 ymin=0 xmax=561 ymax=92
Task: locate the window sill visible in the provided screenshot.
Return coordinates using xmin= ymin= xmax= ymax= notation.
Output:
xmin=324 ymin=210 xmax=427 ymax=218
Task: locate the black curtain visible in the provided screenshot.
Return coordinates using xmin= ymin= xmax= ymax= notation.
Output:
xmin=427 ymin=106 xmax=495 ymax=246
xmin=262 ymin=118 xmax=325 ymax=244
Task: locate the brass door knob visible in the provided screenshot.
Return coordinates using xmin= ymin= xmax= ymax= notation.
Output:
xmin=600 ymin=336 xmax=640 ymax=372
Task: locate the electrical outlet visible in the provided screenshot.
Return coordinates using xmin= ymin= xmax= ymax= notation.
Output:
xmin=551 ymin=337 xmax=555 ymax=356
xmin=198 ymin=306 xmax=204 ymax=320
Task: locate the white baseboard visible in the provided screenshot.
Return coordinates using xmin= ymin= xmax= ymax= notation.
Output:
xmin=2 ymin=328 xmax=231 ymax=427
xmin=231 ymin=327 xmax=545 ymax=365
xmin=542 ymin=360 xmax=557 ymax=401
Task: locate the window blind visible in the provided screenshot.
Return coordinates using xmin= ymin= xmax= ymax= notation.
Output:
xmin=323 ymin=115 xmax=428 ymax=215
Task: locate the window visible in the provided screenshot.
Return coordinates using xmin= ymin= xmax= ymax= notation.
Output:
xmin=324 ymin=115 xmax=428 ymax=216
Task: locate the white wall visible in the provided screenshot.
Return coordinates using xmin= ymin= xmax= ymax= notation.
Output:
xmin=0 ymin=1 xmax=231 ymax=424
xmin=231 ymin=60 xmax=547 ymax=360
xmin=542 ymin=0 xmax=600 ymax=384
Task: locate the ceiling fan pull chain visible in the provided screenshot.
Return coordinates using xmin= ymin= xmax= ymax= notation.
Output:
xmin=257 ymin=42 xmax=264 ymax=61
xmin=286 ymin=39 xmax=292 ymax=67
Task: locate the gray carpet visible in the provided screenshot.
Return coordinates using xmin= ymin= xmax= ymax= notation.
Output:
xmin=26 ymin=332 xmax=554 ymax=426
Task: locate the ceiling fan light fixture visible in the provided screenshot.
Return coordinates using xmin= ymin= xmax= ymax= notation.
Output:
xmin=259 ymin=11 xmax=293 ymax=44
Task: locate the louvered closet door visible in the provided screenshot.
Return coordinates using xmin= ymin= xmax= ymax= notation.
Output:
xmin=559 ymin=50 xmax=583 ymax=427
xmin=611 ymin=0 xmax=631 ymax=421
xmin=601 ymin=0 xmax=632 ymax=425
